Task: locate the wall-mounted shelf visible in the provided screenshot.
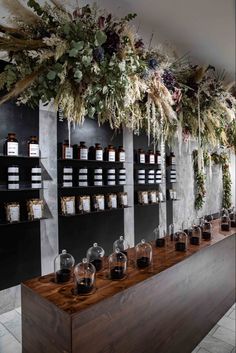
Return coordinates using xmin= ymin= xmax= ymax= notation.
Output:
xmin=0 ymin=186 xmax=45 ymax=192
xmin=0 ymin=154 xmax=46 ymax=160
xmin=58 ymin=159 xmax=124 ymax=166
xmin=59 ymin=206 xmax=131 ymax=218
xmin=0 ymin=217 xmax=48 ymax=227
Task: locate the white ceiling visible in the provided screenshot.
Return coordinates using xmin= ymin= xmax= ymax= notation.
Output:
xmin=1 ymin=0 xmax=235 ymax=79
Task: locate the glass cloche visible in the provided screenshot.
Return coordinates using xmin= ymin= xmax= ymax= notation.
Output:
xmin=190 ymin=220 xmax=202 ymax=245
xmin=74 ymin=258 xmax=96 ymax=295
xmin=86 ymin=243 xmax=105 ymax=272
xmin=221 ymin=208 xmax=231 ymax=231
xmin=181 ymin=220 xmax=192 ymax=237
xmin=54 ymin=249 xmax=75 ymax=284
xmin=109 ymin=248 xmax=127 ymax=280
xmin=174 ymin=231 xmax=188 ymax=252
xmin=153 ymin=225 xmax=166 ymax=247
xmin=113 ymin=236 xmax=130 ymax=257
xmin=135 ymin=239 xmax=152 ymax=268
xmin=202 ymin=220 xmax=212 ymax=240
xmin=169 ymin=223 xmax=175 ymax=241
xmin=229 ymin=206 xmax=236 ymax=227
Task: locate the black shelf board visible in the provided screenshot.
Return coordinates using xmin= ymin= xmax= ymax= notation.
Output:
xmin=0 ymin=154 xmax=42 ymax=160
xmin=134 ymin=163 xmax=161 ymax=168
xmin=167 ymin=199 xmax=181 ymax=202
xmin=58 ymin=159 xmax=123 ymax=165
xmin=0 ymin=217 xmax=48 ymax=226
xmin=135 ymin=201 xmax=165 ymax=207
xmin=59 ymin=206 xmax=131 ymax=217
xmin=0 ymin=186 xmax=44 ymax=192
xmin=59 ymin=185 xmax=124 ymax=190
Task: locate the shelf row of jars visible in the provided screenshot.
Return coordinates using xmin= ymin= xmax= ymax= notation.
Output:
xmin=135 ymin=149 xmax=162 ymax=165
xmin=2 ymin=165 xmax=42 ymax=189
xmin=138 ymin=190 xmax=164 ymax=204
xmin=167 ymin=189 xmax=178 ymax=200
xmin=1 ymin=199 xmax=45 ymax=223
xmin=60 ymin=192 xmax=128 ymax=215
xmin=61 ymin=167 xmax=126 ymax=187
xmin=220 ymin=208 xmax=236 ymax=231
xmin=136 ymin=169 xmax=163 ymax=184
xmin=2 ymin=133 xmax=40 ymax=157
xmin=61 ymin=141 xmax=126 ymax=162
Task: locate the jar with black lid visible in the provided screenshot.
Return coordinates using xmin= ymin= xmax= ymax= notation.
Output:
xmin=118 ymin=168 xmax=126 ymax=185
xmin=106 ymin=169 xmax=116 ymax=186
xmin=5 ymin=133 xmax=19 ymax=156
xmin=78 ymin=168 xmax=88 ymax=187
xmin=31 ymin=166 xmax=42 ymax=189
xmin=94 ymin=168 xmax=103 ymax=186
xmin=63 ymin=166 xmax=73 ymax=187
xmin=156 ymin=150 xmax=161 ymax=165
xmin=8 ymin=165 xmax=19 ymax=189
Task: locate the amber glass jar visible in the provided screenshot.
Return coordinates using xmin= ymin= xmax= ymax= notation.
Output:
xmin=5 ymin=133 xmax=19 ymax=156
xmin=137 ymin=149 xmax=145 ymax=164
xmin=117 ymin=146 xmax=125 ymax=162
xmin=146 ymin=150 xmax=155 ymax=164
xmin=156 ymin=150 xmax=161 ymax=165
xmin=62 ymin=140 xmax=73 ymax=159
xmin=168 ymin=152 xmax=176 ymax=166
xmin=78 ymin=141 xmax=88 ymax=160
xmin=107 ymin=144 xmax=116 ymax=162
xmin=95 ymin=143 xmax=103 ymax=161
xmin=28 ymin=136 xmax=39 ymax=157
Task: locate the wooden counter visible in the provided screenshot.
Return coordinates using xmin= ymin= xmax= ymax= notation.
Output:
xmin=22 ymin=221 xmax=236 ymax=353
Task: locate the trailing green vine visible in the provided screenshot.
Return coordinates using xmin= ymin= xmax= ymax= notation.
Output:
xmin=193 ymin=150 xmax=206 ymax=210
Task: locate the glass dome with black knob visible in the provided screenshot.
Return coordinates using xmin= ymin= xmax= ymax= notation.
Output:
xmin=109 ymin=248 xmax=127 ymax=280
xmin=190 ymin=220 xmax=202 ymax=245
xmin=113 ymin=236 xmax=130 ymax=257
xmin=86 ymin=243 xmax=105 ymax=272
xmin=54 ymin=249 xmax=75 ymax=284
xmin=202 ymin=219 xmax=212 ymax=240
xmin=221 ymin=208 xmax=231 ymax=231
xmin=74 ymin=258 xmax=96 ymax=295
xmin=174 ymin=231 xmax=188 ymax=251
xmin=153 ymin=225 xmax=166 ymax=247
xmin=135 ymin=239 xmax=152 ymax=268
xmin=229 ymin=206 xmax=236 ymax=227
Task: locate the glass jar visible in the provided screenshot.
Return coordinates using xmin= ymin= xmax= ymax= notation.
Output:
xmin=86 ymin=243 xmax=105 ymax=272
xmin=8 ymin=165 xmax=19 ymax=190
xmin=95 ymin=143 xmax=103 ymax=161
xmin=135 ymin=239 xmax=152 ymax=268
xmin=229 ymin=207 xmax=236 ymax=227
xmin=5 ymin=133 xmax=19 ymax=156
xmin=106 ymin=144 xmax=116 ymax=162
xmin=54 ymin=249 xmax=75 ymax=284
xmin=137 ymin=149 xmax=145 ymax=164
xmin=74 ymin=258 xmax=96 ymax=294
xmin=190 ymin=222 xmax=202 ymax=245
xmin=28 ymin=136 xmax=39 ymax=157
xmin=109 ymin=248 xmax=127 ymax=280
xmin=169 ymin=151 xmax=176 ymax=166
xmin=113 ymin=236 xmax=130 ymax=257
xmin=221 ymin=209 xmax=231 ymax=231
xmin=156 ymin=150 xmax=161 ymax=165
xmin=147 ymin=150 xmax=155 ymax=164
xmin=174 ymin=231 xmax=188 ymax=251
xmin=117 ymin=146 xmax=125 ymax=162
xmin=78 ymin=141 xmax=88 ymax=160
xmin=31 ymin=166 xmax=42 ymax=189
xmin=169 ymin=223 xmax=175 ymax=241
xmin=202 ymin=221 xmax=212 ymax=240
xmin=153 ymin=225 xmax=166 ymax=247
xmin=62 ymin=139 xmax=73 ymax=159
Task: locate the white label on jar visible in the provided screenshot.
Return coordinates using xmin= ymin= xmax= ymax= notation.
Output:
xmin=94 ymin=181 xmax=103 ymax=186
xmin=148 ymin=180 xmax=155 ymax=184
xmin=143 ymin=193 xmax=148 ymax=204
xmin=138 ymin=175 xmax=145 ymax=180
xmin=156 ymin=178 xmax=162 ymax=184
xmin=32 ymin=204 xmax=42 ymax=219
xmin=98 ymin=198 xmax=105 ymax=210
xmin=32 ymin=175 xmax=42 ymax=181
xmin=119 ymin=169 xmax=126 ymax=174
xmin=138 ymin=180 xmax=145 ymax=184
xmin=119 ymin=180 xmax=126 ymax=185
xmin=65 ymin=147 xmax=73 ymax=159
xmin=119 ymin=175 xmax=126 ymax=180
xmin=139 ymin=154 xmax=145 ymax=163
xmin=29 ymin=144 xmax=39 ymax=157
xmin=63 ymin=182 xmax=73 ymax=187
xmin=63 ymin=175 xmax=72 ymax=181
xmin=7 ymin=142 xmax=18 ymax=156
xmin=8 ymin=167 xmax=19 ymax=173
xmin=94 ymin=168 xmax=103 ymax=174
xmin=8 ymin=183 xmax=19 ymax=189
xmin=149 ymin=155 xmax=155 ymax=164
xmin=138 ymin=170 xmax=145 ymax=174
xmin=64 ymin=167 xmax=73 ymax=173
xmin=108 ymin=169 xmax=116 ymax=174
xmin=121 ymin=194 xmax=128 ymax=206
xmin=8 ymin=175 xmax=19 ymax=181
xmin=111 ymin=196 xmax=117 ymax=208
xmin=9 ymin=206 xmax=20 ymax=222
xmin=108 ymin=181 xmax=116 ymax=185
xmin=150 ymin=193 xmax=157 ymax=203
xmin=148 ymin=176 xmax=155 ymax=180
xmin=108 ymin=151 xmax=115 ymax=162
xmin=79 ymin=181 xmax=88 ymax=187
xmin=172 ymin=157 xmax=176 ymax=165
xmin=79 ymin=168 xmax=87 ymax=174
xmin=78 ymin=175 xmax=87 ymax=181
xmin=171 ymin=178 xmax=176 ymax=183
xmin=80 ymin=148 xmax=88 ymax=160
xmin=32 ymin=182 xmax=42 ymax=189
xmin=149 ymin=170 xmax=155 ymax=175
xmin=95 ymin=150 xmax=103 ymax=161
xmin=82 ymin=199 xmax=90 ymax=212
xmin=66 ymin=200 xmax=75 ymax=214
xmin=32 ymin=168 xmax=41 ymax=174
xmin=119 ymin=152 xmax=125 ymax=162
xmin=156 ymin=170 xmax=162 ymax=176
xmin=107 ymin=175 xmax=116 ymax=180
xmin=94 ymin=175 xmax=103 ymax=181
xmin=157 ymin=156 xmax=162 ymax=164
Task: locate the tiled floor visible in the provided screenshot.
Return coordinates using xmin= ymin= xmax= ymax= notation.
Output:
xmin=0 ymin=304 xmax=234 ymax=353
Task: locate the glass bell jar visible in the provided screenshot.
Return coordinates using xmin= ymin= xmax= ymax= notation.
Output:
xmin=86 ymin=243 xmax=105 ymax=272
xmin=174 ymin=231 xmax=188 ymax=252
xmin=113 ymin=236 xmax=130 ymax=257
xmin=135 ymin=239 xmax=152 ymax=268
xmin=221 ymin=208 xmax=231 ymax=231
xmin=169 ymin=223 xmax=175 ymax=241
xmin=153 ymin=225 xmax=166 ymax=247
xmin=229 ymin=207 xmax=236 ymax=227
xmin=54 ymin=249 xmax=75 ymax=284
xmin=74 ymin=258 xmax=96 ymax=295
xmin=181 ymin=220 xmax=193 ymax=237
xmin=109 ymin=248 xmax=127 ymax=280
xmin=190 ymin=220 xmax=202 ymax=245
xmin=202 ymin=220 xmax=212 ymax=240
